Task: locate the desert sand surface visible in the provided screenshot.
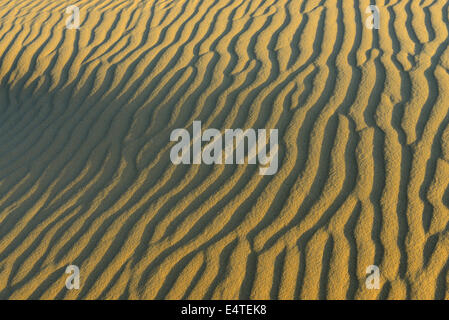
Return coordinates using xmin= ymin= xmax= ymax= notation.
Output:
xmin=1 ymin=0 xmax=449 ymax=300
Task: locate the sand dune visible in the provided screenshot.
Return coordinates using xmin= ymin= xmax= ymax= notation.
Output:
xmin=0 ymin=0 xmax=449 ymax=300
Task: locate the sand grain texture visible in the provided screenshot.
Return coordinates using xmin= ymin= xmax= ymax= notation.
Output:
xmin=0 ymin=0 xmax=449 ymax=299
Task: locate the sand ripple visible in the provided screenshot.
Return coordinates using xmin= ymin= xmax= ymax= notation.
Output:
xmin=0 ymin=0 xmax=449 ymax=299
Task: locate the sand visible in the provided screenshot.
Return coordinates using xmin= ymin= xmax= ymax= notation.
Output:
xmin=0 ymin=0 xmax=449 ymax=300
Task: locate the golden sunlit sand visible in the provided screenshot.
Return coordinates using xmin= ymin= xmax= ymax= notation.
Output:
xmin=0 ymin=0 xmax=449 ymax=300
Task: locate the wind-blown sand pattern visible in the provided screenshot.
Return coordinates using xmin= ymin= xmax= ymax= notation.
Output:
xmin=1 ymin=0 xmax=449 ymax=300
